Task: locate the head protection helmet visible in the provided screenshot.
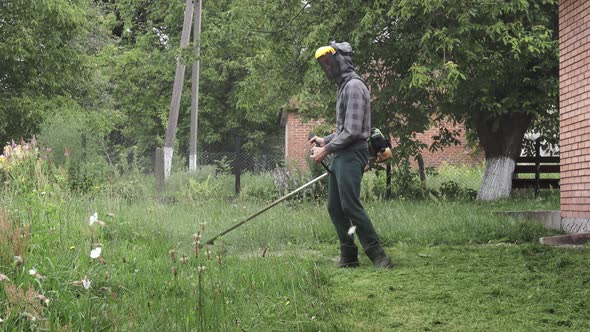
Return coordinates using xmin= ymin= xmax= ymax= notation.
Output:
xmin=315 ymin=41 xmax=354 ymax=81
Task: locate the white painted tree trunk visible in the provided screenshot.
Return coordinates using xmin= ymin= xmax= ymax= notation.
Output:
xmin=477 ymin=156 xmax=515 ymax=201
xmin=189 ymin=0 xmax=202 ymax=171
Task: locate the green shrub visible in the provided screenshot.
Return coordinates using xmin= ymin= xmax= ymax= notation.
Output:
xmin=66 ymin=157 xmax=112 ymax=193
xmin=239 ymin=172 xmax=277 ymax=201
xmin=165 ymin=169 xmax=232 ymax=202
xmin=38 ymin=111 xmax=115 ymax=192
xmin=361 ymin=171 xmax=388 ymax=201
xmin=437 ymin=180 xmax=477 ymax=200
xmin=99 ymin=174 xmax=152 ymax=201
xmin=427 ymin=163 xmax=484 ymax=191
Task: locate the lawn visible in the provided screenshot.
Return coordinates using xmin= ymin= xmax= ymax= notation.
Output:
xmin=1 ymin=175 xmax=588 ymax=331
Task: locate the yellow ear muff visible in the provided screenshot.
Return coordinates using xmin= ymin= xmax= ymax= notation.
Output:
xmin=315 ymin=46 xmax=336 ymax=59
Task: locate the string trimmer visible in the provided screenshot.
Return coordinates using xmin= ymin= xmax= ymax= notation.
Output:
xmin=202 ymin=128 xmax=392 ymax=246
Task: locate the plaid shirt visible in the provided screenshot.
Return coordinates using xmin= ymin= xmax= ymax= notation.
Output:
xmin=323 ymin=76 xmax=371 ymax=153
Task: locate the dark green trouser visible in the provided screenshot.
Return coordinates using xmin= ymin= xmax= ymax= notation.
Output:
xmin=328 ymin=148 xmax=385 ymax=260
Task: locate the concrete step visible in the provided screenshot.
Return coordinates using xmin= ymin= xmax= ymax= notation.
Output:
xmin=539 ymin=233 xmax=590 ymax=246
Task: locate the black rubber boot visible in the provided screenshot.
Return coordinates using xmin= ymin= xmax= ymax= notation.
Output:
xmin=336 ymin=256 xmax=360 ymax=268
xmin=370 ymin=254 xmax=394 ymax=269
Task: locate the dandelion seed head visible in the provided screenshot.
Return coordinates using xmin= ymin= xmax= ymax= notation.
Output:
xmin=193 ymin=233 xmax=200 ymax=242
xmin=0 ymin=273 xmax=9 ymax=282
xmin=35 ymin=294 xmax=50 ymax=306
xmin=14 ymin=255 xmax=23 ymax=266
xmin=169 ymin=250 xmax=177 ymax=263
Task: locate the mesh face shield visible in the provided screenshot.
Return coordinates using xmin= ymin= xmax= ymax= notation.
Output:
xmin=315 ymin=46 xmax=340 ymax=80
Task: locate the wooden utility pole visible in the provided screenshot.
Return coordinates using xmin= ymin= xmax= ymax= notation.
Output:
xmin=189 ymin=0 xmax=202 ymax=171
xmin=163 ymin=0 xmax=194 ymax=178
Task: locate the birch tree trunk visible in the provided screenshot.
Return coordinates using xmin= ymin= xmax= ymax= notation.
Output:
xmin=163 ymin=0 xmax=194 ymax=178
xmin=475 ymin=112 xmax=533 ymax=201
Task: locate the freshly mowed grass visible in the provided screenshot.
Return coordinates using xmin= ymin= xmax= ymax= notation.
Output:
xmin=2 ymin=185 xmax=589 ymax=331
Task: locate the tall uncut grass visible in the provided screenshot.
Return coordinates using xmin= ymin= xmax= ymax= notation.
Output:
xmin=2 ymin=162 xmax=589 ymax=331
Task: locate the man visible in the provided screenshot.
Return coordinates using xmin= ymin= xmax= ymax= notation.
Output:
xmin=309 ymin=41 xmax=394 ymax=269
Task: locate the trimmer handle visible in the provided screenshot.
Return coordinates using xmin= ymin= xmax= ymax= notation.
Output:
xmin=308 ymin=133 xmax=332 ymax=174
xmin=308 ymin=133 xmax=321 ymax=147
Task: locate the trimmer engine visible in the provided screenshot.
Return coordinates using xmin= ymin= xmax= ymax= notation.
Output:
xmin=368 ymin=128 xmax=393 ymax=162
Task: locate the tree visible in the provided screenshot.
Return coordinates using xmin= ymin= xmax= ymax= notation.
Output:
xmin=93 ymin=0 xmax=300 ymax=168
xmin=0 ymin=0 xmax=90 ymax=144
xmin=387 ymin=0 xmax=559 ymax=200
xmin=266 ymin=0 xmax=558 ymax=200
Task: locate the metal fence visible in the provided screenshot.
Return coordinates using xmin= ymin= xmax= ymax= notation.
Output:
xmin=199 ymin=151 xmax=285 ymax=174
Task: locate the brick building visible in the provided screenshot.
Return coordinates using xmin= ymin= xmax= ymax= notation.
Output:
xmin=559 ymin=0 xmax=590 ymax=233
xmin=281 ymin=111 xmax=322 ymax=170
xmin=281 ymin=110 xmax=482 ymax=170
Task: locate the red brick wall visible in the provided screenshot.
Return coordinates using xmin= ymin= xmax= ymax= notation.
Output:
xmin=284 ymin=111 xmax=482 ymax=170
xmin=559 ymin=0 xmax=590 ymax=219
xmin=284 ymin=112 xmax=322 ymax=170
xmin=414 ymin=124 xmax=483 ymax=167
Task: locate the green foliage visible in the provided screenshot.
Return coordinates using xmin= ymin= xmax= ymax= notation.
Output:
xmin=360 ymin=171 xmax=389 ymax=201
xmin=239 ymin=172 xmax=277 ymax=201
xmin=1 ymin=0 xmax=559 ymax=183
xmin=438 ymin=181 xmax=477 ymax=200
xmin=164 ymin=168 xmax=232 ymax=203
xmin=0 ymin=0 xmax=107 ymax=145
xmin=37 ymin=110 xmax=114 ymax=193
xmin=213 ymin=156 xmax=233 ymax=175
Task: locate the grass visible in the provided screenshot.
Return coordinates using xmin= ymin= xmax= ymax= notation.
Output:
xmin=1 ymin=172 xmax=589 ymax=331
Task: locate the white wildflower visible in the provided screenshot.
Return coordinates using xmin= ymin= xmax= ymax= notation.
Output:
xmin=89 ymin=212 xmax=105 ymax=226
xmin=0 ymin=317 xmax=3 ymax=323
xmin=82 ymin=276 xmax=91 ymax=290
xmin=89 ymin=212 xmax=98 ymax=225
xmin=90 ymin=247 xmax=102 ymax=259
xmin=29 ymin=268 xmax=37 ymax=276
xmin=347 ymin=225 xmax=357 ymax=236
